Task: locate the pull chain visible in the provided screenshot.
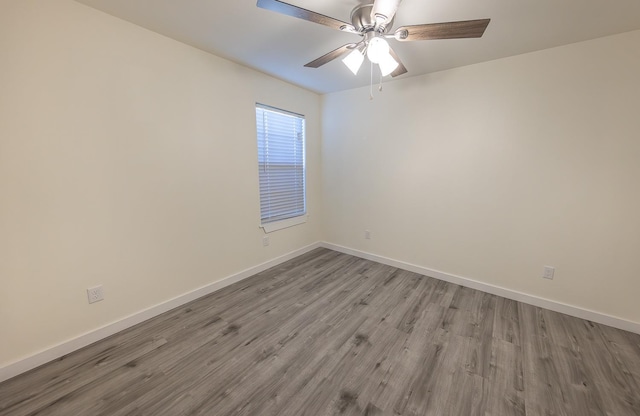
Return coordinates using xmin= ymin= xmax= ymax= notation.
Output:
xmin=369 ymin=60 xmax=374 ymax=100
xmin=368 ymin=63 xmax=385 ymax=99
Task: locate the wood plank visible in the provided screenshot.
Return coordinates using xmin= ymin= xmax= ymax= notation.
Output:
xmin=493 ymin=296 xmax=522 ymax=346
xmin=484 ymin=338 xmax=525 ymax=416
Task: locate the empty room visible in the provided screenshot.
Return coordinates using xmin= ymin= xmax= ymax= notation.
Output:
xmin=1 ymin=0 xmax=640 ymax=415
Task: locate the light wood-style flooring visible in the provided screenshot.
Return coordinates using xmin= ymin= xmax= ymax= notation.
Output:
xmin=1 ymin=248 xmax=640 ymax=415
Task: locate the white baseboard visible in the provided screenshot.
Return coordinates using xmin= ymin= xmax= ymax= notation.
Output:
xmin=0 ymin=242 xmax=321 ymax=383
xmin=320 ymin=242 xmax=640 ymax=335
xmin=3 ymin=240 xmax=638 ymax=383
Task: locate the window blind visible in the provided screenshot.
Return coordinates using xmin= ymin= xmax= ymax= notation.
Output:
xmin=256 ymin=104 xmax=306 ymax=225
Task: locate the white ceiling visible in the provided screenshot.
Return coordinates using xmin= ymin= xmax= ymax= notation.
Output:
xmin=75 ymin=0 xmax=640 ymax=94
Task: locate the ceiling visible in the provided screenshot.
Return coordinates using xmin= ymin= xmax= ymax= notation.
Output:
xmin=75 ymin=0 xmax=640 ymax=94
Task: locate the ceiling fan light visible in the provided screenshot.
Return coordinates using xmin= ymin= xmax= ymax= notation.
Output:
xmin=379 ymin=52 xmax=399 ymax=76
xmin=366 ymin=37 xmax=389 ymax=64
xmin=342 ymin=49 xmax=365 ymax=75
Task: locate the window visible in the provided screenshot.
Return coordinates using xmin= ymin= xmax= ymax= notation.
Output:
xmin=256 ymin=104 xmax=306 ymax=230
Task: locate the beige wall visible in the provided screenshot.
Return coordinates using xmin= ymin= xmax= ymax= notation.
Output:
xmin=2 ymin=0 xmax=639 ymax=374
xmin=322 ymin=30 xmax=640 ymax=324
xmin=0 ymin=0 xmax=322 ymax=368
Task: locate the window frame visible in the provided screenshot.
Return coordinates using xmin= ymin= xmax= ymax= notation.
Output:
xmin=255 ymin=103 xmax=307 ymax=233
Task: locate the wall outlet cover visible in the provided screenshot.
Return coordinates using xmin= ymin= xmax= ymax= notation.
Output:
xmin=542 ymin=266 xmax=555 ymax=280
xmin=87 ymin=286 xmax=104 ymax=304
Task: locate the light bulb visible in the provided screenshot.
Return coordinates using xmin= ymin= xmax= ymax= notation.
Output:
xmin=366 ymin=37 xmax=389 ymax=64
xmin=342 ymin=49 xmax=364 ymax=75
xmin=379 ymin=52 xmax=399 ymax=76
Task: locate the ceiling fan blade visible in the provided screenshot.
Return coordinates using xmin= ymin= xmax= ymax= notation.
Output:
xmin=394 ymin=19 xmax=490 ymax=41
xmin=304 ymin=43 xmax=358 ymax=68
xmin=257 ymin=0 xmax=356 ymax=32
xmin=387 ymin=47 xmax=408 ymax=77
xmin=371 ymin=0 xmax=402 ymax=26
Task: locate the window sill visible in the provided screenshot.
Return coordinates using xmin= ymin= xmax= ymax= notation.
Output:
xmin=261 ymin=215 xmax=308 ymax=233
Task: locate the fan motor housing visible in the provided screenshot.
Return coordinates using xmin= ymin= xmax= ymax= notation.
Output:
xmin=350 ymin=4 xmax=394 ymax=33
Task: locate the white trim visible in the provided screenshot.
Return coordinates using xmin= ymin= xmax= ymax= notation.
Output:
xmin=261 ymin=215 xmax=307 ymax=233
xmin=320 ymin=242 xmax=640 ymax=335
xmin=0 ymin=242 xmax=321 ymax=383
xmin=4 ymin=240 xmax=639 ymax=383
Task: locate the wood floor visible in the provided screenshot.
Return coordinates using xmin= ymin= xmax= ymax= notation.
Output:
xmin=2 ymin=248 xmax=640 ymax=416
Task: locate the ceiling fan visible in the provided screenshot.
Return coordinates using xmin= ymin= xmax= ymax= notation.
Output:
xmin=257 ymin=0 xmax=490 ymax=77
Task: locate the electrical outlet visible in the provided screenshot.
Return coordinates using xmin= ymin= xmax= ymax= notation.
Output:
xmin=365 ymin=230 xmax=371 ymax=240
xmin=87 ymin=285 xmax=104 ymax=304
xmin=262 ymin=236 xmax=270 ymax=247
xmin=542 ymin=266 xmax=555 ymax=280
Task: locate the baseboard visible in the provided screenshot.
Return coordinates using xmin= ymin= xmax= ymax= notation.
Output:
xmin=0 ymin=242 xmax=321 ymax=383
xmin=4 ymin=240 xmax=638 ymax=383
xmin=320 ymin=242 xmax=640 ymax=335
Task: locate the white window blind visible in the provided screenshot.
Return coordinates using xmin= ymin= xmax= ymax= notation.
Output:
xmin=256 ymin=104 xmax=306 ymax=225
